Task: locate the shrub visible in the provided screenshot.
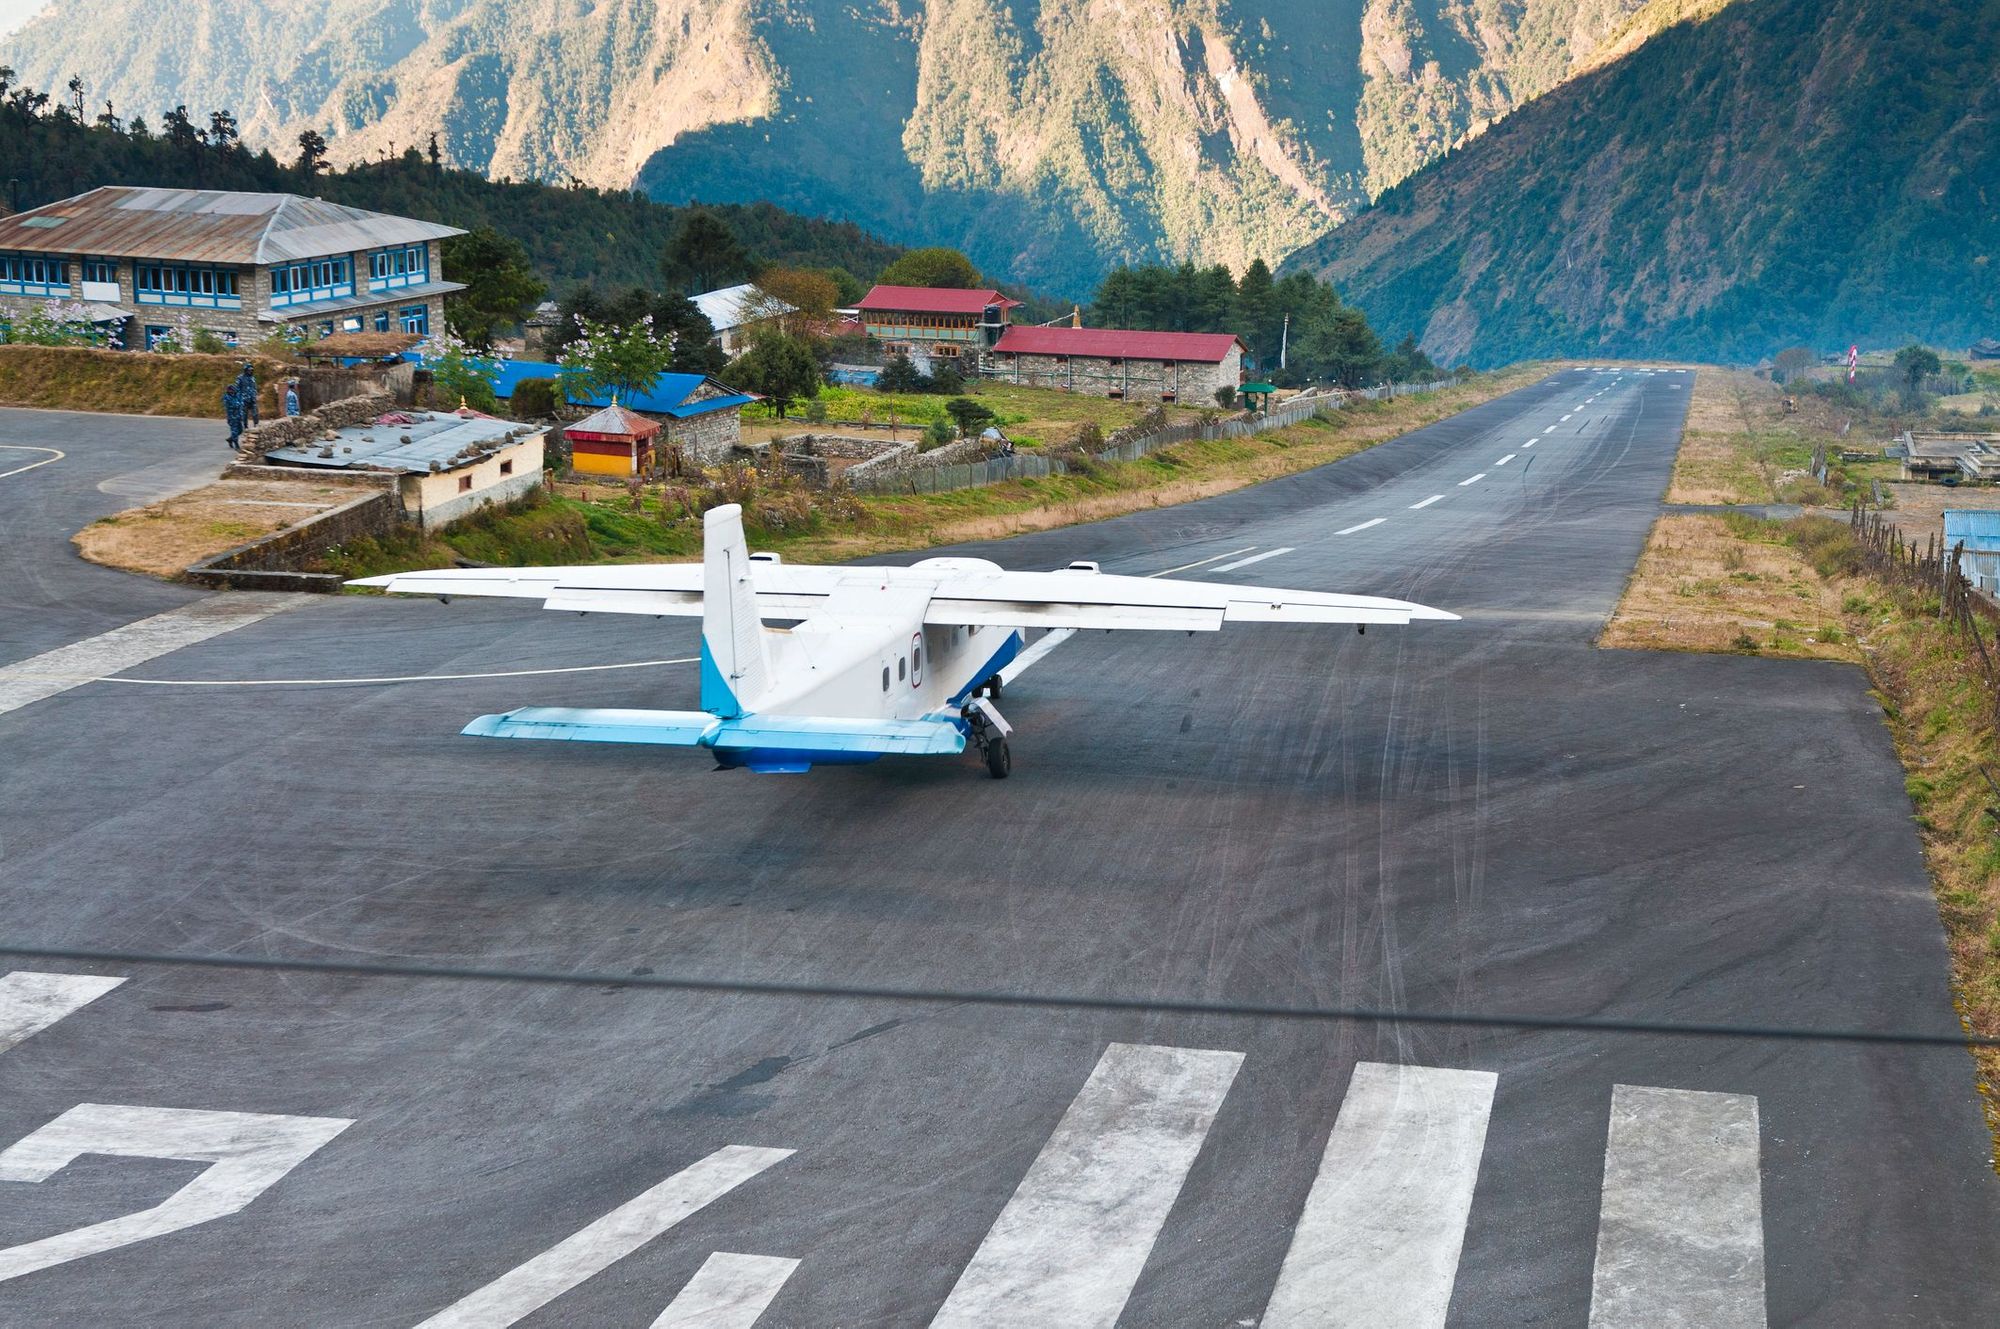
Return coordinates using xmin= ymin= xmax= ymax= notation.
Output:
xmin=930 ymin=360 xmax=966 ymax=395
xmin=803 ymin=395 xmax=828 ymax=424
xmin=921 ymin=417 xmax=955 ymax=450
xmin=877 ymin=354 xmax=928 ymax=394
xmin=192 ymin=328 xmax=229 ymax=355
xmin=1214 ymin=385 xmax=1236 ymax=408
xmin=512 ymin=376 xmax=559 ymax=418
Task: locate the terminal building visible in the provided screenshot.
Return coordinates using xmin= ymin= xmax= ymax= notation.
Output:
xmin=988 ymin=326 xmax=1246 ymax=404
xmin=0 ymin=186 xmax=463 ymax=349
xmin=856 ymin=285 xmax=1017 ymax=364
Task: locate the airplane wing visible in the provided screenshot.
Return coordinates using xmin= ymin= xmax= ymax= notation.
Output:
xmin=352 ymin=558 xmax=1455 ymax=630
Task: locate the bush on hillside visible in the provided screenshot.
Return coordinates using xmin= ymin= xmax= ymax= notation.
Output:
xmin=511 ymin=377 xmax=559 ymax=418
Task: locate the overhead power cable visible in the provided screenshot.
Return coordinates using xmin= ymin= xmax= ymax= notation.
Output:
xmin=0 ymin=941 xmax=1991 ymax=1051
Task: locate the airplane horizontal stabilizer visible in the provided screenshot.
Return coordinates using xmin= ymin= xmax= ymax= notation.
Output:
xmin=461 ymin=707 xmax=965 ymax=760
xmin=462 ymin=707 xmax=719 ymax=745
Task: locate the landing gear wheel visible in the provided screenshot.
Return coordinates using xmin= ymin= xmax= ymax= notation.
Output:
xmin=985 ymin=737 xmax=1012 ymax=779
xmin=986 ymin=676 xmax=1004 ymax=701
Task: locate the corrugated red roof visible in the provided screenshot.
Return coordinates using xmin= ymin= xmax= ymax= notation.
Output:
xmin=992 ymin=326 xmax=1245 ymax=363
xmin=857 ymin=285 xmax=1020 ymax=314
xmin=566 ymin=403 xmax=660 ymax=439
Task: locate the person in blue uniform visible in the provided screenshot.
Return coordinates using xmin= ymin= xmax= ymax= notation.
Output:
xmin=222 ymin=380 xmax=245 ymax=451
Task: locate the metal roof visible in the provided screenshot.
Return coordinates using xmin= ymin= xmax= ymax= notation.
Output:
xmin=264 ymin=410 xmax=536 ymax=475
xmin=692 ymin=283 xmax=789 ymax=331
xmin=993 ymin=325 xmax=1245 ymax=363
xmin=0 ymin=187 xmax=464 ymax=266
xmin=567 ymin=404 xmax=660 ymax=438
xmin=858 ymin=285 xmax=1018 ymax=314
xmin=478 ymin=358 xmax=756 ymax=417
xmin=1944 ymin=510 xmax=2000 ymax=551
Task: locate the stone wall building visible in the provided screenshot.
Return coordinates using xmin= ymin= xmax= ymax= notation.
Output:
xmin=0 ymin=186 xmax=462 ymax=350
xmin=857 ymin=285 xmax=1017 ymax=364
xmin=988 ymin=326 xmax=1245 ymax=404
xmin=490 ymin=359 xmax=757 ymax=467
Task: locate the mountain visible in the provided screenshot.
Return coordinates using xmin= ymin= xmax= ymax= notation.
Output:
xmin=1 ymin=0 xmax=1704 ymax=296
xmin=1285 ymin=0 xmax=2000 ymax=366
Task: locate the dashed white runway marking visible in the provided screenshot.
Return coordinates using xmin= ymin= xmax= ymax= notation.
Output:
xmin=1494 ymin=454 xmax=1517 ymax=467
xmin=0 ymin=972 xmax=125 ymax=1055
xmin=0 ymin=1103 xmax=352 ymax=1283
xmin=417 ymin=1146 xmax=793 ymax=1328
xmin=1588 ymin=1086 xmax=1765 ymax=1328
xmin=931 ymin=1042 xmax=1242 ymax=1329
xmin=1522 ymin=440 xmax=1537 ymax=449
xmin=1458 ymin=473 xmax=1486 ymax=487
xmin=651 ymin=1253 xmax=800 ymax=1328
xmin=1409 ymin=495 xmax=1445 ymax=510
xmin=1147 ymin=547 xmax=1257 ymax=578
xmin=1264 ymin=1063 xmax=1497 ymax=1328
xmin=0 ymin=594 xmax=307 ymax=716
xmin=1210 ymin=547 xmax=1295 ymax=573
xmin=1561 ymin=414 xmax=1574 ymax=422
xmin=0 ymin=444 xmax=64 ymax=480
xmin=1335 ymin=519 xmax=1386 ymax=536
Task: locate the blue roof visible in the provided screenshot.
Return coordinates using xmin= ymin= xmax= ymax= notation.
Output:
xmin=452 ymin=357 xmax=750 ymax=419
xmin=1943 ymin=509 xmax=2000 ymax=551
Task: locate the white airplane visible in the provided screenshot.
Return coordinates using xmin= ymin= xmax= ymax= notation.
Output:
xmin=352 ymin=503 xmax=1457 ymax=777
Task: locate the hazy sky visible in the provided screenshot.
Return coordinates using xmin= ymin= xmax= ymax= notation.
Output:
xmin=0 ymin=0 xmax=53 ymax=40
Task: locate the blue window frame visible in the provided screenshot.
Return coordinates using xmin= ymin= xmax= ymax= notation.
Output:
xmin=0 ymin=252 xmax=69 ymax=296
xmin=373 ymin=310 xmax=390 ymax=333
xmin=399 ymin=304 xmax=429 ymax=336
xmin=269 ymin=256 xmax=354 ymax=307
xmin=142 ymin=324 xmax=171 ymax=350
xmin=367 ymin=244 xmax=429 ymax=291
xmin=82 ymin=258 xmax=117 ymax=285
xmin=135 ymin=262 xmax=241 ymax=308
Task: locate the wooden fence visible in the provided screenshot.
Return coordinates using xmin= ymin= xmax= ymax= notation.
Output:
xmin=1850 ymin=503 xmax=2000 ymax=723
xmin=847 ymin=377 xmax=1462 ymax=496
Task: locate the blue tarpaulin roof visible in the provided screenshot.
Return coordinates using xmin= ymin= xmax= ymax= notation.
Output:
xmin=466 ymin=357 xmax=752 ymax=418
xmin=1943 ymin=510 xmax=2000 ymax=552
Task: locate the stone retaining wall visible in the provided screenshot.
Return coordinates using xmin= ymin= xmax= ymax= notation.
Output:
xmin=185 ymin=490 xmax=399 ymax=592
xmin=239 ymin=390 xmax=394 ymax=460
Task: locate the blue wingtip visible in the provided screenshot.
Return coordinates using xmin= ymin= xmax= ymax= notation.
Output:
xmin=461 ymin=711 xmax=515 ymax=737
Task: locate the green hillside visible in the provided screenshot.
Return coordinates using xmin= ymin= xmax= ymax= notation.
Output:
xmin=1286 ymin=0 xmax=2000 ymax=365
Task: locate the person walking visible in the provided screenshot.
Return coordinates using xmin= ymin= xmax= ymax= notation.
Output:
xmin=235 ymin=363 xmax=262 ymax=427
xmin=283 ymin=377 xmax=301 ymax=417
xmin=222 ymin=379 xmax=245 ymax=452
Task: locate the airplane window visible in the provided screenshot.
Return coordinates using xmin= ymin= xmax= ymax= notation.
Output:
xmin=882 ymin=666 xmax=890 ymax=692
xmin=898 ymin=658 xmax=906 ymax=681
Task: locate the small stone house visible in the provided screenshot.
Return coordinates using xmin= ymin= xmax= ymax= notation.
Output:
xmin=0 ymin=186 xmax=463 ymax=350
xmin=988 ymin=326 xmax=1246 ymax=404
xmin=259 ymin=402 xmax=545 ymax=530
xmin=489 ymin=359 xmax=758 ymax=466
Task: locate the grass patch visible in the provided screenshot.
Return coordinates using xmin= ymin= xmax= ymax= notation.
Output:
xmin=0 ymin=344 xmax=290 ymax=418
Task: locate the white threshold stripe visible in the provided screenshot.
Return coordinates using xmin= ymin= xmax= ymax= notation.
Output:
xmin=1335 ymin=519 xmax=1386 ymax=536
xmin=0 ymin=445 xmax=65 ymax=480
xmin=0 ymin=594 xmax=307 ymax=716
xmin=651 ymin=1252 xmax=800 ymax=1328
xmin=1588 ymin=1086 xmax=1764 ymax=1329
xmin=931 ymin=1042 xmax=1243 ymax=1329
xmin=1494 ymin=454 xmax=1517 ymax=467
xmin=0 ymin=972 xmax=126 ymax=1055
xmin=416 ymin=1146 xmax=793 ymax=1329
xmin=1147 ymin=546 xmax=1256 ymax=578
xmin=1409 ymin=495 xmax=1445 ymax=510
xmin=1263 ymin=1063 xmax=1497 ymax=1328
xmin=1458 ymin=473 xmax=1485 ymax=487
xmin=1211 ymin=546 xmax=1294 ymax=573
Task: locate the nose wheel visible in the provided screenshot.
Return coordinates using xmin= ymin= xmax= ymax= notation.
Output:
xmin=964 ymin=695 xmax=1014 ymax=780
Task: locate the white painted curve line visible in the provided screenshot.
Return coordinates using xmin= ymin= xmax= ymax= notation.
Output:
xmin=1494 ymin=454 xmax=1517 ymax=467
xmin=0 ymin=1103 xmax=351 ymax=1283
xmin=1588 ymin=1086 xmax=1764 ymax=1329
xmin=651 ymin=1253 xmax=800 ymax=1328
xmin=1263 ymin=1063 xmax=1496 ymax=1329
xmin=1335 ymin=518 xmax=1386 ymax=536
xmin=1211 ymin=546 xmax=1294 ymax=573
xmin=0 ymin=445 xmax=64 ymax=480
xmin=1458 ymin=473 xmax=1486 ymax=487
xmin=0 ymin=594 xmax=308 ymax=717
xmin=416 ymin=1146 xmax=794 ymax=1329
xmin=931 ymin=1042 xmax=1242 ymax=1329
xmin=0 ymin=972 xmax=125 ymax=1055
xmin=1408 ymin=494 xmax=1445 ymax=510
xmin=1147 ymin=546 xmax=1256 ymax=578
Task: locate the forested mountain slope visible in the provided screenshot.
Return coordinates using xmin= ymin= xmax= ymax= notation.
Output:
xmin=1287 ymin=0 xmax=2000 ymax=365
xmin=3 ymin=0 xmax=1709 ymax=294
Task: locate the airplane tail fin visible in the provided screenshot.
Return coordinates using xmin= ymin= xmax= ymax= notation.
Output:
xmin=701 ymin=503 xmax=772 ymax=716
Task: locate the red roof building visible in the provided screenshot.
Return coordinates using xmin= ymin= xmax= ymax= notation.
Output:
xmin=564 ymin=403 xmax=661 ymax=478
xmin=857 ymin=285 xmax=1019 ymax=363
xmin=989 ymin=325 xmax=1247 ymax=403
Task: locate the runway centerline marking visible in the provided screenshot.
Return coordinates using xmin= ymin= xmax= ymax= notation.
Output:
xmin=0 ymin=972 xmax=125 ymax=1055
xmin=1264 ymin=1063 xmax=1497 ymax=1328
xmin=416 ymin=1146 xmax=793 ymax=1328
xmin=1146 ymin=547 xmax=1256 ymax=578
xmin=1522 ymin=440 xmax=1537 ymax=448
xmin=1210 ymin=547 xmax=1294 ymax=573
xmin=0 ymin=445 xmax=64 ymax=480
xmin=1458 ymin=473 xmax=1486 ymax=486
xmin=1335 ymin=519 xmax=1386 ymax=536
xmin=1409 ymin=495 xmax=1445 ymax=510
xmin=1588 ymin=1086 xmax=1764 ymax=1328
xmin=0 ymin=594 xmax=308 ymax=716
xmin=931 ymin=1042 xmax=1241 ymax=1329
xmin=651 ymin=1253 xmax=800 ymax=1328
xmin=1494 ymin=454 xmax=1517 ymax=466
xmin=1561 ymin=414 xmax=1574 ymax=422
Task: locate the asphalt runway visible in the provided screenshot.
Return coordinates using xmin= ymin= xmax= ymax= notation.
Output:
xmin=2 ymin=372 xmax=1996 ymax=1326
